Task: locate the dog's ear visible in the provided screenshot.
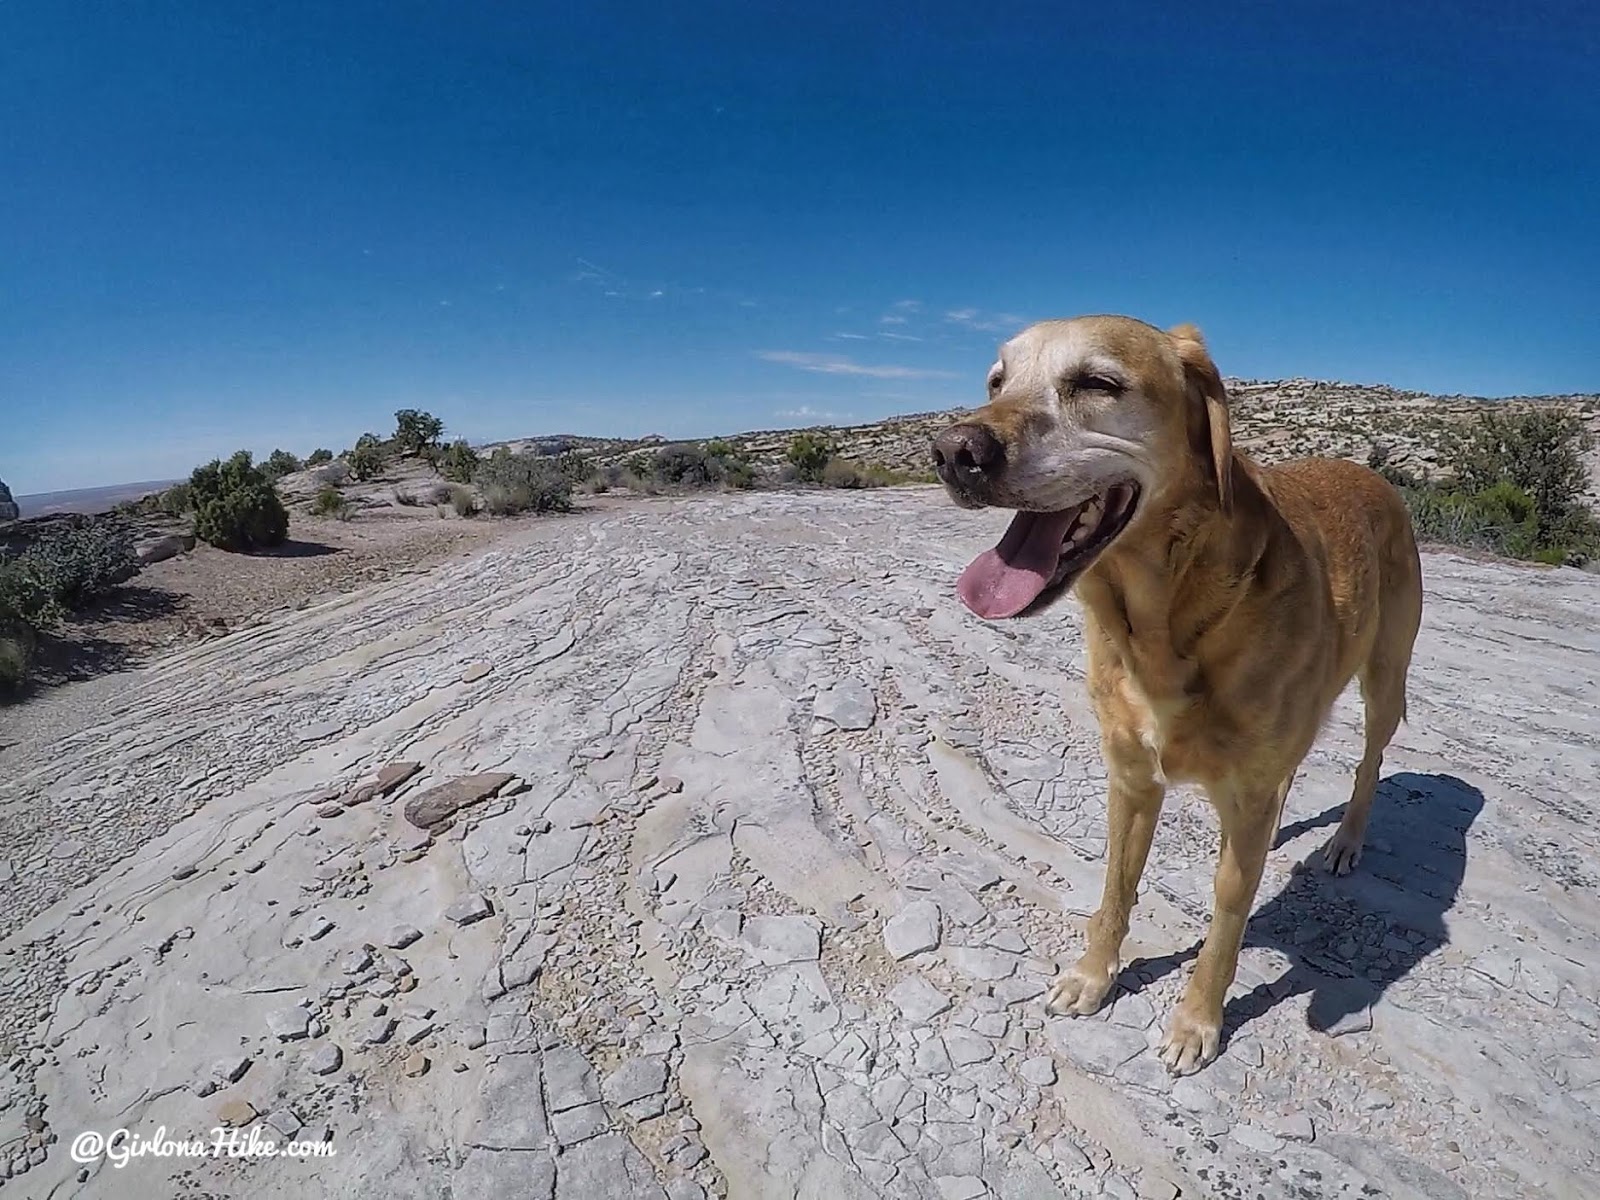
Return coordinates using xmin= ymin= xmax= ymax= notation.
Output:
xmin=1169 ymin=323 xmax=1233 ymax=514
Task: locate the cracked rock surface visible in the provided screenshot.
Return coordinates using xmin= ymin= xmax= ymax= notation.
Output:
xmin=1 ymin=488 xmax=1597 ymax=1198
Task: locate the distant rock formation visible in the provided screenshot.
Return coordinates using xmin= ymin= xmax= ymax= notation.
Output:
xmin=0 ymin=477 xmax=19 ymax=522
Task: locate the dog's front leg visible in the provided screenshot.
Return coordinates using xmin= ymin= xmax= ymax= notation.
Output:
xmin=1158 ymin=789 xmax=1275 ymax=1074
xmin=1046 ymin=756 xmax=1164 ymax=1017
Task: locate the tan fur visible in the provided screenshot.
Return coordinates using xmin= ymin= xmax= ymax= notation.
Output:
xmin=937 ymin=315 xmax=1423 ymax=1074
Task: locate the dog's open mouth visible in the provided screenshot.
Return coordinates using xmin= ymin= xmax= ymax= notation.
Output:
xmin=957 ymin=483 xmax=1141 ymax=619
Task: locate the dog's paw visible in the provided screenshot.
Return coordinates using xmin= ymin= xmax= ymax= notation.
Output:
xmin=1158 ymin=1003 xmax=1222 ymax=1076
xmin=1045 ymin=958 xmax=1118 ymax=1017
xmin=1322 ymin=828 xmax=1364 ymax=876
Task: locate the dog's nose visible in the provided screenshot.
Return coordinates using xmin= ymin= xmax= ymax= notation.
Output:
xmin=932 ymin=423 xmax=1005 ymax=480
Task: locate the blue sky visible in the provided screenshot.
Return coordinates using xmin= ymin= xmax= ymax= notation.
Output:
xmin=3 ymin=1 xmax=1598 ymax=494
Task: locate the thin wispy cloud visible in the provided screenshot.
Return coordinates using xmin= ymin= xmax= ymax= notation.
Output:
xmin=569 ymin=257 xmax=748 ymax=306
xmin=878 ymin=331 xmax=922 ymax=342
xmin=776 ymin=404 xmax=851 ymax=421
xmin=830 ymin=332 xmax=870 ymax=340
xmin=878 ymin=298 xmax=923 ymax=326
xmin=757 ymin=351 xmax=956 ymax=379
xmin=944 ymin=308 xmax=1026 ymax=334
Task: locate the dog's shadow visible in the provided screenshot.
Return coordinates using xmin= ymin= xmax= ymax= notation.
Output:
xmin=1123 ymin=771 xmax=1485 ymax=1045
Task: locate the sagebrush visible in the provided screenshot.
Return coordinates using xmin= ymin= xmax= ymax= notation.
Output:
xmin=475 ymin=449 xmax=573 ymax=516
xmin=312 ymin=485 xmax=351 ymax=520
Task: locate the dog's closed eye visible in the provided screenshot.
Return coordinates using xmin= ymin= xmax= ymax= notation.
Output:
xmin=1072 ymin=373 xmax=1125 ymax=395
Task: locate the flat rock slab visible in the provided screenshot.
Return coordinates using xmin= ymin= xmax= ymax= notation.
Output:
xmin=814 ymin=679 xmax=877 ymax=730
xmin=375 ymin=761 xmax=423 ymax=795
xmin=2 ymin=490 xmax=1597 ymax=1200
xmin=445 ymin=893 xmax=494 ymax=925
xmin=741 ymin=915 xmax=822 ymax=964
xmin=603 ymin=1056 xmax=669 ymax=1107
xmin=404 ymin=772 xmax=517 ymax=829
xmin=883 ymin=900 xmax=942 ymax=960
xmin=889 ymin=975 xmax=953 ymax=1023
xmin=267 ymin=1006 xmax=312 ymax=1042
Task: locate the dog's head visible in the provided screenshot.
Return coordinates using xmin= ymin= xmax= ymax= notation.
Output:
xmin=932 ymin=314 xmax=1233 ymax=619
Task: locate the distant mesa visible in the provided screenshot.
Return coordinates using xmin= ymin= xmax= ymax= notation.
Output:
xmin=10 ymin=478 xmax=182 ymax=520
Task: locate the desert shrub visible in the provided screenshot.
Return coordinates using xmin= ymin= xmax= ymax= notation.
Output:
xmin=1402 ymin=482 xmax=1537 ymax=558
xmin=263 ymin=449 xmax=302 ymax=479
xmin=347 ymin=434 xmax=387 ymax=482
xmin=394 ymin=409 xmax=445 ymax=457
xmin=306 ymin=448 xmax=334 ymax=466
xmin=649 ymin=445 xmax=723 ymax=488
xmin=440 ymin=440 xmax=480 ymax=483
xmin=1397 ymin=409 xmax=1600 ymax=565
xmin=0 ymin=619 xmax=34 ymax=697
xmin=1365 ymin=442 xmax=1419 ymax=489
xmin=786 ymin=432 xmax=835 ymax=482
xmin=23 ymin=522 xmax=139 ymax=608
xmin=189 ymin=451 xmax=290 ymax=551
xmin=1448 ymin=409 xmax=1592 ymax=542
xmin=1402 ymin=479 xmax=1598 ymax=566
xmin=820 ymin=458 xmax=910 ymax=489
xmin=708 ymin=441 xmax=755 ymax=489
xmin=597 ymin=464 xmax=649 ymax=492
xmin=312 ymin=485 xmax=351 ymax=519
xmin=555 ymin=452 xmax=597 ymax=485
xmin=1 ymin=521 xmax=141 ymax=698
xmin=0 ymin=526 xmax=137 ymax=698
xmin=624 ymin=452 xmax=653 ymax=479
xmin=448 ymin=485 xmax=477 ymax=517
xmin=474 ymin=448 xmax=573 ymax=516
xmin=645 ymin=443 xmax=754 ymax=490
xmin=0 ymin=555 xmax=61 ymax=629
xmin=158 ymin=483 xmax=192 ymax=516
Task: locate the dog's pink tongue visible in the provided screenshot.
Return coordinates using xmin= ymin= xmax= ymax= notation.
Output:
xmin=957 ymin=509 xmax=1076 ymax=619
